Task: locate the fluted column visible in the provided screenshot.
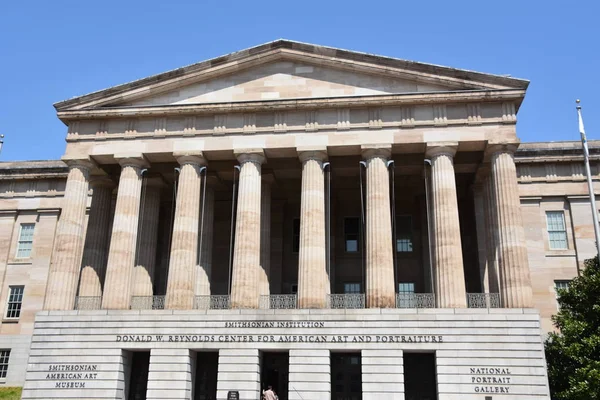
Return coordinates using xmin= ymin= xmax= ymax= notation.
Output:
xmin=489 ymin=144 xmax=533 ymax=307
xmin=132 ymin=177 xmax=163 ymax=297
xmin=44 ymin=159 xmax=94 ymax=310
xmin=78 ymin=178 xmax=115 ymax=298
xmin=297 ymin=149 xmax=328 ymax=309
xmin=362 ymin=145 xmax=396 ymax=308
xmin=230 ymin=150 xmax=264 ymax=309
xmin=165 ymin=153 xmax=206 ymax=309
xmin=196 ymin=185 xmax=215 ymax=297
xmin=259 ymin=175 xmax=273 ymax=298
xmin=101 ymin=156 xmax=147 ymax=309
xmin=426 ymin=144 xmax=467 ymax=308
xmin=483 ymin=174 xmax=500 ymax=293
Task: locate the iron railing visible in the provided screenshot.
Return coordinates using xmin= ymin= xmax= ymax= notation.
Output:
xmin=130 ymin=296 xmax=165 ymax=310
xmin=259 ymin=295 xmax=297 ymax=309
xmin=194 ymin=295 xmax=231 ymax=310
xmin=327 ymin=293 xmax=365 ymax=309
xmin=74 ymin=296 xmax=102 ymax=310
xmin=396 ymin=293 xmax=435 ymax=308
xmin=467 ymin=293 xmax=501 ymax=309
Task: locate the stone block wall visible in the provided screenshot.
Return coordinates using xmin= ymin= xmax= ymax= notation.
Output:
xmin=20 ymin=309 xmax=550 ymax=399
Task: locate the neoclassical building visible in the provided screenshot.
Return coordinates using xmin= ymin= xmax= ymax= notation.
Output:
xmin=0 ymin=40 xmax=593 ymax=399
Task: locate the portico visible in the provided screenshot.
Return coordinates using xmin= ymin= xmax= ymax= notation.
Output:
xmin=43 ymin=139 xmax=531 ymax=311
xmin=16 ymin=40 xmax=552 ymax=400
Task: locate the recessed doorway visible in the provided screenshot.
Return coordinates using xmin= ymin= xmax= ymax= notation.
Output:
xmin=261 ymin=351 xmax=289 ymax=400
xmin=404 ymin=352 xmax=437 ymax=400
xmin=331 ymin=352 xmax=362 ymax=400
xmin=194 ymin=351 xmax=218 ymax=400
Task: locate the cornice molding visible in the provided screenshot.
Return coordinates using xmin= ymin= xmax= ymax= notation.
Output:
xmin=57 ymin=89 xmax=525 ymax=122
xmin=54 ymin=41 xmax=528 ymax=112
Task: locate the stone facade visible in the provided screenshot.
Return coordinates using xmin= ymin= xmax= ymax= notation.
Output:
xmin=0 ymin=40 xmax=592 ymax=398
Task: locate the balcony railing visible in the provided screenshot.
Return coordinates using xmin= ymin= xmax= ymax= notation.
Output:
xmin=74 ymin=296 xmax=102 ymax=310
xmin=396 ymin=293 xmax=435 ymax=308
xmin=467 ymin=293 xmax=501 ymax=309
xmin=130 ymin=296 xmax=165 ymax=310
xmin=70 ymin=293 xmax=501 ymax=311
xmin=194 ymin=295 xmax=231 ymax=310
xmin=259 ymin=295 xmax=297 ymax=309
xmin=327 ymin=293 xmax=365 ymax=309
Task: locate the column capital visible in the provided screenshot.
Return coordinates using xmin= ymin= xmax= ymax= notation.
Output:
xmin=115 ymin=153 xmax=149 ymax=169
xmin=425 ymin=142 xmax=458 ymax=159
xmin=297 ymin=147 xmax=327 ymax=163
xmin=234 ymin=148 xmax=265 ymax=165
xmin=361 ymin=144 xmax=391 ymax=161
xmin=485 ymin=142 xmax=520 ymax=160
xmin=62 ymin=157 xmax=96 ymax=171
xmin=173 ymin=151 xmax=206 ymax=167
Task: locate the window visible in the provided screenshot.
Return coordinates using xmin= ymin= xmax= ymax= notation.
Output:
xmin=0 ymin=350 xmax=9 ymax=379
xmin=396 ymin=216 xmax=413 ymax=252
xmin=554 ymin=280 xmax=571 ymax=310
xmin=290 ymin=283 xmax=298 ymax=295
xmin=292 ymin=219 xmax=300 ymax=253
xmin=546 ymin=211 xmax=568 ymax=250
xmin=5 ymin=286 xmax=24 ymax=319
xmin=343 ymin=283 xmax=361 ymax=294
xmin=16 ymin=223 xmax=34 ymax=258
xmin=344 ymin=217 xmax=360 ymax=252
xmin=398 ymin=282 xmax=415 ymax=294
xmin=397 ymin=282 xmax=416 ymax=308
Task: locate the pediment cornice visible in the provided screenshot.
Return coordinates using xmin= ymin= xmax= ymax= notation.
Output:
xmin=54 ymin=40 xmax=529 ymax=115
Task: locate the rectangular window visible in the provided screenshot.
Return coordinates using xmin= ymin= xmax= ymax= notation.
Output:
xmin=546 ymin=211 xmax=568 ymax=249
xmin=343 ymin=283 xmax=361 ymax=294
xmin=344 ymin=217 xmax=360 ymax=253
xmin=396 ymin=216 xmax=413 ymax=252
xmin=292 ymin=219 xmax=300 ymax=253
xmin=397 ymin=282 xmax=416 ymax=307
xmin=0 ymin=350 xmax=9 ymax=379
xmin=5 ymin=286 xmax=24 ymax=319
xmin=398 ymin=282 xmax=415 ymax=293
xmin=554 ymin=280 xmax=570 ymax=292
xmin=16 ymin=223 xmax=35 ymax=258
xmin=554 ymin=280 xmax=571 ymax=310
xmin=290 ymin=283 xmax=298 ymax=295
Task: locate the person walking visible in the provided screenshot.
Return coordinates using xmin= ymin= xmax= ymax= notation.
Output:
xmin=263 ymin=385 xmax=277 ymax=400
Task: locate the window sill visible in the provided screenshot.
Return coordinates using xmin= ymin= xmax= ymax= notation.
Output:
xmin=1 ymin=318 xmax=19 ymax=324
xmin=545 ymin=249 xmax=576 ymax=257
xmin=7 ymin=259 xmax=32 ymax=265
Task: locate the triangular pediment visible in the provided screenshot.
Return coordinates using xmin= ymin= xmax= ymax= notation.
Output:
xmin=119 ymin=60 xmax=454 ymax=107
xmin=55 ymin=40 xmax=528 ymax=112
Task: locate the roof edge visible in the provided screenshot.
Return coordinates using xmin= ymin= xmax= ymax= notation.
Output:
xmin=54 ymin=39 xmax=529 ymax=111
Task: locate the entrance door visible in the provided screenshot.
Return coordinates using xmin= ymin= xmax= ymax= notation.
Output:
xmin=331 ymin=353 xmax=361 ymax=400
xmin=194 ymin=351 xmax=218 ymax=400
xmin=404 ymin=352 xmax=437 ymax=400
xmin=128 ymin=352 xmax=150 ymax=400
xmin=261 ymin=352 xmax=289 ymax=400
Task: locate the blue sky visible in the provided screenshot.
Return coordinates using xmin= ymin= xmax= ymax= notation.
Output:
xmin=1 ymin=0 xmax=598 ymax=161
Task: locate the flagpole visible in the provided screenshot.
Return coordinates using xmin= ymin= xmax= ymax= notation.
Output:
xmin=576 ymin=99 xmax=600 ymax=252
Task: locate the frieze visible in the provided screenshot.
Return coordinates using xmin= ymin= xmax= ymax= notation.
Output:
xmin=115 ymin=334 xmax=443 ymax=343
